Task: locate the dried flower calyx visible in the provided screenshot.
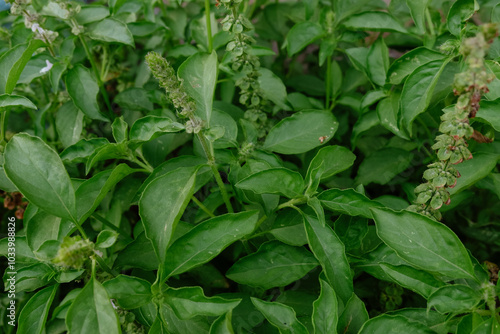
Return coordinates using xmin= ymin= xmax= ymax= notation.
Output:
xmin=409 ymin=25 xmax=497 ymax=220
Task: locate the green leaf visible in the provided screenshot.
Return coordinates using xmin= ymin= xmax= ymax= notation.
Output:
xmin=55 ymin=101 xmax=84 ymax=148
xmin=250 ymin=298 xmax=308 ymax=334
xmin=226 ymin=240 xmax=318 ymax=290
xmin=258 ymin=68 xmax=289 ymax=110
xmin=85 ymin=142 xmax=131 ymax=174
xmin=178 ymin=51 xmax=218 ymax=124
xmin=66 ymin=276 xmax=121 ymax=334
xmin=319 ymin=188 xmax=382 ymax=218
xmin=447 ymin=0 xmax=477 ymax=36
xmin=371 ymin=208 xmax=475 ymax=279
xmin=305 ymin=145 xmax=356 ymax=184
xmin=0 ymin=39 xmax=45 ymax=94
xmin=95 ymin=230 xmax=118 ymax=248
xmin=286 ymin=22 xmax=324 ymax=57
xmin=139 ymin=166 xmax=198 ymax=263
xmin=476 ymin=100 xmax=500 ymax=131
xmin=342 ymin=11 xmax=407 ymax=34
xmin=387 ymin=47 xmax=445 ymax=85
xmin=367 ymin=38 xmax=389 ymax=87
xmin=400 ymin=59 xmax=449 ymax=136
xmin=471 ymin=318 xmax=500 ymax=334
xmin=159 ymin=303 xmax=212 ymax=333
xmin=76 ymin=163 xmax=139 ymax=223
xmin=236 ymin=168 xmax=304 ymax=198
xmin=128 ymin=116 xmax=185 ymax=147
xmin=26 ymin=211 xmax=73 ymax=253
xmin=111 ymin=116 xmax=128 ymax=143
xmin=263 ymin=110 xmax=338 ymax=154
xmin=338 ymin=294 xmax=369 ymax=334
xmin=209 ymin=312 xmax=234 ymax=334
xmin=114 ymin=87 xmax=153 ymax=111
xmin=356 ymin=148 xmax=413 ymax=186
xmin=66 ymin=65 xmax=108 ymax=121
xmin=164 ymin=286 xmax=241 ymax=320
xmin=103 ymin=275 xmax=152 ymax=310
xmin=4 ymin=133 xmax=77 ymax=221
xmin=312 ymin=279 xmax=338 ymax=334
xmin=380 ymin=263 xmax=445 ymax=298
xmin=449 ymin=152 xmax=500 ymax=195
xmin=376 ymin=93 xmax=409 ymax=139
xmin=406 ymin=0 xmax=430 ymax=34
xmin=114 ymin=232 xmax=159 ymax=271
xmin=427 ymin=285 xmax=482 ymax=314
xmin=269 ymin=208 xmax=307 ymax=246
xmin=89 ymin=18 xmax=135 ymax=46
xmin=163 ymin=211 xmax=259 ymax=279
xmin=303 ymin=213 xmax=353 ymax=304
xmin=75 ymin=5 xmax=110 ymax=25
xmin=359 ymin=314 xmax=435 ymax=334
xmin=17 ymin=284 xmax=58 ymax=334
xmin=0 ymin=94 xmax=37 ymax=110
xmin=60 ymin=138 xmax=109 ymax=164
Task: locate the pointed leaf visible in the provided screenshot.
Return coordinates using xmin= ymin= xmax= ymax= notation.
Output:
xmin=178 ymin=51 xmax=218 ymax=124
xmin=371 ymin=208 xmax=475 ymax=280
xmin=17 ymin=284 xmax=58 ymax=334
xmin=359 ymin=314 xmax=435 ymax=334
xmin=103 ymin=275 xmax=152 ymax=310
xmin=400 ymin=59 xmax=449 ymax=136
xmin=303 ymin=213 xmax=353 ymax=304
xmin=428 ymin=285 xmax=482 ymax=314
xmin=4 ymin=133 xmax=77 ymax=221
xmin=342 ymin=12 xmax=407 ymax=33
xmin=66 ymin=277 xmax=121 ymax=334
xmin=406 ymin=0 xmax=430 ymax=34
xmin=286 ymin=22 xmax=324 ymax=57
xmin=387 ymin=47 xmax=445 ymax=85
xmin=251 ymin=298 xmax=308 ymax=334
xmin=380 ymin=263 xmax=445 ymax=298
xmin=226 ymin=240 xmax=318 ymax=290
xmin=318 ymin=188 xmax=383 ymax=218
xmin=66 ymin=65 xmax=108 ymax=121
xmin=139 ymin=166 xmax=198 ymax=263
xmin=0 ymin=94 xmax=37 ymax=109
xmin=89 ymin=18 xmax=134 ymax=46
xmin=236 ymin=168 xmax=304 ymax=198
xmin=164 ymin=286 xmax=241 ymax=320
xmin=264 ymin=110 xmax=338 ymax=154
xmin=164 ymin=211 xmax=259 ymax=279
xmin=312 ymin=279 xmax=338 ymax=334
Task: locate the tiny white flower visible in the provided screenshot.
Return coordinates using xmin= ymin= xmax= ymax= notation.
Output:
xmin=110 ymin=299 xmax=118 ymax=309
xmin=40 ymin=60 xmax=53 ymax=74
xmin=31 ymin=23 xmax=46 ymax=34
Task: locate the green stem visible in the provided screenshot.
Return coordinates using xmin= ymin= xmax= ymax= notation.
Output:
xmin=72 ymin=218 xmax=88 ymax=239
xmin=325 ymin=55 xmax=332 ymax=110
xmin=91 ymin=257 xmax=96 ymax=279
xmin=78 ymin=34 xmax=113 ymax=117
xmin=191 ymin=196 xmax=216 ymax=218
xmin=158 ymin=0 xmax=168 ymax=18
xmin=205 ymin=0 xmax=213 ymax=53
xmin=277 ymin=197 xmax=307 ymax=211
xmin=94 ymin=253 xmax=118 ymax=277
xmin=425 ymin=8 xmax=435 ymax=37
xmin=0 ymin=108 xmax=7 ymax=146
xmin=197 ymin=132 xmax=234 ymax=213
xmin=92 ymin=213 xmax=133 ymax=241
xmin=133 ymin=149 xmax=154 ymax=173
xmin=130 ymin=155 xmax=154 ymax=173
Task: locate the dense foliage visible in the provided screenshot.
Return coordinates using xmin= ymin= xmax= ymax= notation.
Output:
xmin=1 ymin=0 xmax=500 ymax=333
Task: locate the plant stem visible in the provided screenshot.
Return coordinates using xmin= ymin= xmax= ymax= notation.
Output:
xmin=94 ymin=253 xmax=118 ymax=277
xmin=92 ymin=213 xmax=133 ymax=241
xmin=277 ymin=197 xmax=307 ymax=210
xmin=191 ymin=196 xmax=216 ymax=218
xmin=77 ymin=34 xmax=113 ymax=117
xmin=130 ymin=155 xmax=154 ymax=173
xmin=325 ymin=55 xmax=332 ymax=110
xmin=158 ymin=0 xmax=167 ymax=18
xmin=196 ymin=132 xmax=234 ymax=213
xmin=204 ymin=0 xmax=213 ymax=53
xmin=0 ymin=108 xmax=7 ymax=147
xmin=425 ymin=8 xmax=435 ymax=37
